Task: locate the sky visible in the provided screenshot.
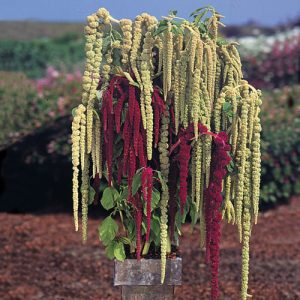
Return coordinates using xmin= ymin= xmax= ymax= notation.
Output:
xmin=1 ymin=0 xmax=300 ymax=26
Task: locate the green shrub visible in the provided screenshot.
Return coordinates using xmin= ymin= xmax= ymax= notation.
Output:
xmin=260 ymin=85 xmax=300 ymax=204
xmin=0 ymin=34 xmax=84 ymax=78
xmin=1 ymin=69 xmax=298 ymax=207
xmin=0 ymin=70 xmax=81 ymax=150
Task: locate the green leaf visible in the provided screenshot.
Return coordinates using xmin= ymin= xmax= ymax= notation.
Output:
xmin=175 ymin=211 xmax=182 ymax=230
xmin=119 ymin=236 xmax=131 ymax=245
xmin=119 ymin=186 xmax=129 ymax=201
xmin=112 ymin=48 xmax=122 ymax=67
xmin=152 ymin=188 xmax=160 ymax=209
xmin=194 ymin=9 xmax=208 ymax=25
xmin=98 ymin=216 xmax=118 ymax=246
xmin=190 ymin=7 xmax=207 ymax=17
xmin=71 ymin=107 xmax=77 ymax=117
xmin=226 ymin=153 xmax=235 ymax=174
xmin=88 ymin=184 xmax=96 ymax=205
xmin=156 ymin=171 xmax=168 ymax=191
xmin=190 ymin=202 xmax=198 ymax=226
xmin=223 ymin=102 xmax=232 ymax=112
xmin=170 ymin=19 xmax=183 ymax=26
xmin=217 ymin=37 xmax=229 ymax=46
xmin=141 ymin=221 xmax=147 ymax=235
xmin=132 ymin=172 xmax=141 ymax=196
xmin=125 ymin=218 xmax=135 ymax=241
xmin=143 ymin=187 xmax=161 ymax=215
xmin=169 ymin=10 xmax=177 ymax=16
xmin=101 ymin=187 xmax=119 ymax=210
xmin=198 ymin=23 xmax=208 ymax=34
xmin=105 ymin=241 xmax=117 ymax=260
xmin=112 ymin=29 xmax=123 ymax=41
xmin=114 ymin=242 xmax=126 ymax=261
xmin=151 ymin=215 xmax=161 ymax=235
xmin=99 ymin=181 xmax=108 ymax=193
xmin=153 ymin=24 xmax=168 ymax=37
xmin=102 ymin=35 xmax=111 ymax=53
xmin=171 ymin=25 xmax=183 ymax=36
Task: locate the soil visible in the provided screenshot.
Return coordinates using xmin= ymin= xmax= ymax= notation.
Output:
xmin=1 ymin=198 xmax=300 ymax=300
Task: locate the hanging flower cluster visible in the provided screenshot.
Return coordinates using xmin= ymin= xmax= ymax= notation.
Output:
xmin=71 ymin=6 xmax=262 ymax=300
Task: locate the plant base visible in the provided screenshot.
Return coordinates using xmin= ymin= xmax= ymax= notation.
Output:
xmin=114 ymin=258 xmax=182 ymax=300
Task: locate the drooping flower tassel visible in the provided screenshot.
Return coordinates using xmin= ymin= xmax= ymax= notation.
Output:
xmin=81 ymin=152 xmax=90 ymax=243
xmin=158 ymin=112 xmax=170 ymax=284
xmin=71 ymin=104 xmax=85 ymax=231
xmin=168 ymin=161 xmax=179 ymax=241
xmin=178 ymin=136 xmax=191 ymax=214
xmin=204 ymin=132 xmax=231 ymax=300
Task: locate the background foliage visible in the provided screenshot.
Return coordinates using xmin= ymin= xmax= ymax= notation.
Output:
xmin=0 ymin=34 xmax=84 ymax=78
xmin=0 ymin=20 xmax=299 ymax=212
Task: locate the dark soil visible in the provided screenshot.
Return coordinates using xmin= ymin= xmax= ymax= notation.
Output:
xmin=1 ymin=198 xmax=300 ymax=300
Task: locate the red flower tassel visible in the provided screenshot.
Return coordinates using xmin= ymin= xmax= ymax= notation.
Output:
xmin=152 ymin=88 xmax=166 ymax=147
xmin=203 ymin=131 xmax=231 ymax=300
xmin=102 ymin=102 xmax=108 ymax=135
xmin=122 ymin=114 xmax=131 ymax=164
xmin=106 ymin=112 xmax=114 ymax=186
xmin=168 ymin=161 xmax=179 ymax=241
xmin=128 ymin=146 xmax=136 ymax=198
xmin=114 ymin=94 xmax=126 ymax=133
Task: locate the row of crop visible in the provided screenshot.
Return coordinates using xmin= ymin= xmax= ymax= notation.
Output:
xmin=0 ymin=33 xmax=84 ymax=78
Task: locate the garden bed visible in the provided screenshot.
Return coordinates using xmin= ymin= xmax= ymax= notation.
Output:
xmin=1 ymin=197 xmax=299 ymax=300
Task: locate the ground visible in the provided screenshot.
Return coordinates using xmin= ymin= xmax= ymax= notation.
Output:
xmin=1 ymin=198 xmax=299 ymax=300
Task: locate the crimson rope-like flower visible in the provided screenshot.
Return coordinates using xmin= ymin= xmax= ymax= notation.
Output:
xmin=204 ymin=131 xmax=231 ymax=300
xmin=168 ymin=161 xmax=179 ymax=241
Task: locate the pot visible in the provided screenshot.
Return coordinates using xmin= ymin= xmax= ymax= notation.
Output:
xmin=114 ymin=257 xmax=182 ymax=300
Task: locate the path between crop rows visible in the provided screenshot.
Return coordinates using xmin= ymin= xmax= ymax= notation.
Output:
xmin=1 ymin=198 xmax=300 ymax=300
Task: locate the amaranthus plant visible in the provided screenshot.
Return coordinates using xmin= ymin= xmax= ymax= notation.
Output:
xmin=71 ymin=6 xmax=262 ymax=300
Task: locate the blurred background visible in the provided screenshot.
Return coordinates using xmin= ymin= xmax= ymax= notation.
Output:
xmin=0 ymin=1 xmax=299 ymax=299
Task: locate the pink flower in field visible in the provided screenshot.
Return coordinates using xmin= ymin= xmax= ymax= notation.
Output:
xmin=48 ymin=111 xmax=56 ymax=118
xmin=74 ymin=70 xmax=82 ymax=79
xmin=46 ymin=66 xmax=60 ymax=79
xmin=36 ymin=78 xmax=51 ymax=97
xmin=66 ymin=74 xmax=75 ymax=82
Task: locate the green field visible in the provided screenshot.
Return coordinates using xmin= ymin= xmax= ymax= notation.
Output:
xmin=0 ymin=21 xmax=83 ymax=40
